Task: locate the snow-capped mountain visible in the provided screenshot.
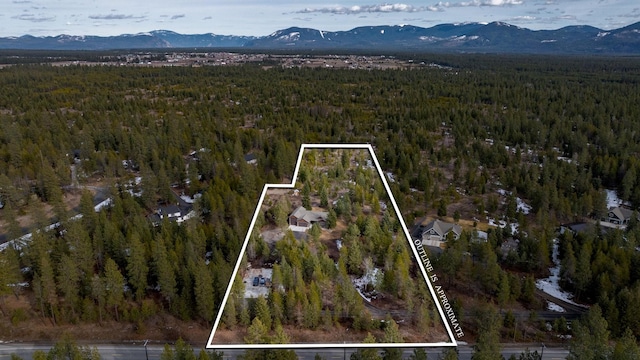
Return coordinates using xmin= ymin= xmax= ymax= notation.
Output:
xmin=0 ymin=22 xmax=638 ymax=54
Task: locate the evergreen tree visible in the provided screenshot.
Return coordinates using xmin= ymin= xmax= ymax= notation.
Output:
xmin=91 ymin=274 xmax=106 ymax=323
xmin=0 ymin=249 xmax=21 ymax=315
xmin=351 ymin=333 xmax=381 ymax=360
xmin=126 ymin=232 xmax=149 ymax=302
xmin=154 ymin=242 xmax=177 ymax=306
xmin=104 ymin=258 xmax=125 ymax=321
xmin=253 ymin=295 xmax=272 ymax=330
xmin=382 ymin=316 xmax=403 ymax=360
xmin=471 ymin=305 xmax=502 ymax=360
xmin=440 ymin=348 xmax=458 ymax=360
xmin=245 ymin=318 xmax=269 ymax=344
xmin=612 ymin=328 xmax=640 ymax=360
xmin=194 ymin=260 xmax=215 ymax=324
xmin=408 ymin=348 xmax=428 ymax=360
xmin=36 ymin=253 xmax=58 ymax=325
xmin=56 ymin=254 xmax=80 ymax=319
xmin=568 ymin=305 xmax=611 ymax=360
xmin=47 ymin=335 xmax=101 ymax=360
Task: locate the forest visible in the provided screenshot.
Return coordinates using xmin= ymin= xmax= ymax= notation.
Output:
xmin=214 ymin=148 xmax=447 ymax=346
xmin=0 ymin=53 xmax=639 ymax=359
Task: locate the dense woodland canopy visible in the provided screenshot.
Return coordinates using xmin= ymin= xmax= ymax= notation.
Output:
xmin=0 ymin=53 xmax=640 ymax=355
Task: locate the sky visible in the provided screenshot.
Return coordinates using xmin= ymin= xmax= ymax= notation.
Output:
xmin=1 ymin=0 xmax=639 ymax=37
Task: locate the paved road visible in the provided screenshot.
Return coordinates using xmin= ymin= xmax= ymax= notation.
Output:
xmin=0 ymin=343 xmax=569 ymax=360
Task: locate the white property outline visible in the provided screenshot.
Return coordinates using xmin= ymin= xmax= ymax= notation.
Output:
xmin=206 ymin=144 xmax=458 ymax=349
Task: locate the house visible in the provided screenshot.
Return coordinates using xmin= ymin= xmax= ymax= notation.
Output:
xmin=288 ymin=206 xmax=328 ymax=229
xmin=560 ymin=222 xmax=593 ymax=236
xmin=159 ymin=204 xmax=182 ymax=219
xmin=603 ymin=207 xmax=635 ymax=225
xmin=149 ymin=203 xmax=194 ymax=225
xmin=418 ymin=219 xmax=462 ymax=248
xmin=244 ymin=153 xmax=257 ymax=165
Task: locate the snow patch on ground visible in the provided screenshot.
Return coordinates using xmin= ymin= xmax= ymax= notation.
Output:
xmin=497 ymin=189 xmax=532 ymax=214
xmin=488 ymin=217 xmax=507 ymax=228
xmin=606 ymin=189 xmax=629 ymax=209
xmin=487 ymin=216 xmax=520 ymax=234
xmin=94 ymin=198 xmax=112 ymax=211
xmin=180 ymin=195 xmax=195 ymax=204
xmin=352 ymin=268 xmax=381 ymax=303
xmin=547 ymin=301 xmax=565 ymax=312
xmin=385 ymin=172 xmax=395 ymax=183
xmin=516 ymin=197 xmax=532 ymax=215
xmin=536 ymin=239 xmax=584 ymax=307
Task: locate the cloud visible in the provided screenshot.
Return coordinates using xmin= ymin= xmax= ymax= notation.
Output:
xmin=295 ymin=0 xmax=527 ymax=14
xmin=12 ymin=13 xmax=55 ymax=22
xmin=503 ymin=15 xmax=539 ymax=23
xmin=88 ymin=14 xmax=146 ymax=20
xmin=554 ymin=14 xmax=576 ymax=20
xmin=293 ymin=17 xmax=313 ymax=22
xmin=203 ymin=16 xmax=212 ymax=20
xmin=618 ymin=7 xmax=640 ymax=18
xmin=295 ymin=3 xmax=442 ymax=15
xmin=12 ymin=0 xmax=31 ymax=3
xmin=170 ymin=14 xmax=185 ymax=20
xmin=441 ymin=0 xmax=524 ymax=7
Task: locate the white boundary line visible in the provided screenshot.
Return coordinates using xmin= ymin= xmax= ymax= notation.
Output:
xmin=206 ymin=144 xmax=457 ymax=349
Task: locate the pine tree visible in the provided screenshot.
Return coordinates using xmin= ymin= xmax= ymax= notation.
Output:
xmin=0 ymin=249 xmax=21 ymax=314
xmin=351 ymin=333 xmax=381 ymax=360
xmin=471 ymin=305 xmax=502 ymax=360
xmin=497 ymin=272 xmax=511 ymax=308
xmin=91 ymin=274 xmax=106 ymax=323
xmin=104 ymin=258 xmax=125 ymax=321
xmin=440 ymin=348 xmax=459 ymax=360
xmin=612 ymin=328 xmax=640 ymax=360
xmin=126 ymin=232 xmax=149 ymax=302
xmin=154 ymin=241 xmax=177 ymax=306
xmin=408 ymin=348 xmax=428 ymax=360
xmin=37 ymin=253 xmax=58 ymax=325
xmin=65 ymin=221 xmax=94 ymax=284
xmin=568 ymin=305 xmax=611 ymax=360
xmin=244 ymin=318 xmax=269 ymax=344
xmin=253 ymin=295 xmax=272 ymax=330
xmin=173 ymin=338 xmax=197 ymax=360
xmin=194 ymin=260 xmax=215 ymax=324
xmin=382 ymin=316 xmax=403 ymax=360
xmin=56 ymin=254 xmax=80 ymax=319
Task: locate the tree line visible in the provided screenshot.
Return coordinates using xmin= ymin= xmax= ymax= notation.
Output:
xmin=0 ymin=55 xmax=639 ymax=347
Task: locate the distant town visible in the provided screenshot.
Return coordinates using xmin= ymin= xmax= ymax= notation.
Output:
xmin=0 ymin=52 xmax=433 ymax=70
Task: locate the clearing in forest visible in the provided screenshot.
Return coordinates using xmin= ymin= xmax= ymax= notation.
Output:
xmin=207 ymin=144 xmax=457 ymax=349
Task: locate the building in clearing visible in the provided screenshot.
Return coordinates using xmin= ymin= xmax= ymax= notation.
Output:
xmin=603 ymin=206 xmax=635 ymax=226
xmin=417 ymin=219 xmax=462 ymax=248
xmin=288 ymin=206 xmax=327 ymax=229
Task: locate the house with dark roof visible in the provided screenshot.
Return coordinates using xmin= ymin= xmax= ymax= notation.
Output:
xmin=560 ymin=222 xmax=593 ymax=236
xmin=603 ymin=207 xmax=635 ymax=226
xmin=288 ymin=206 xmax=327 ymax=229
xmin=417 ymin=219 xmax=462 ymax=248
xmin=159 ymin=204 xmax=182 ymax=220
xmin=149 ymin=203 xmax=194 ymax=226
xmin=244 ymin=153 xmax=258 ymax=165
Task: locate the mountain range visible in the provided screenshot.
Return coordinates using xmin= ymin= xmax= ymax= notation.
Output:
xmin=1 ymin=21 xmax=639 ymax=54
